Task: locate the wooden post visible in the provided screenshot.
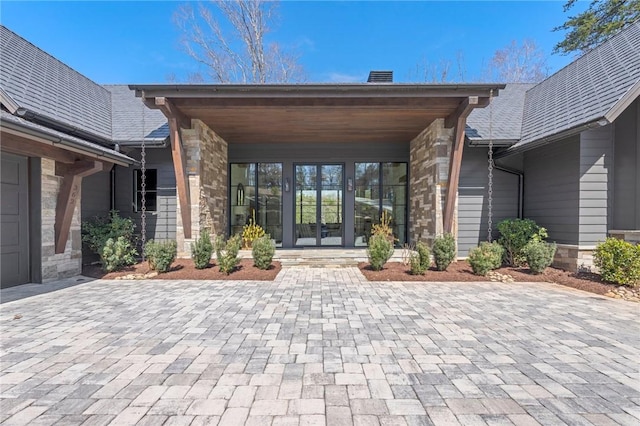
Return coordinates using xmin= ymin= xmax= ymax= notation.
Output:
xmin=54 ymin=160 xmax=104 ymax=253
xmin=443 ymin=97 xmax=489 ymax=234
xmin=167 ymin=115 xmax=192 ymax=239
xmin=149 ymin=97 xmax=193 ymax=240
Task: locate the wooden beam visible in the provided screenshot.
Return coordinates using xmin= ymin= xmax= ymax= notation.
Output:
xmin=167 ymin=116 xmax=192 ymax=239
xmin=54 ymin=160 xmax=104 ymax=254
xmin=153 ymin=97 xmax=191 ymax=129
xmin=442 ymin=96 xmax=490 ymax=234
xmin=444 ymin=96 xmax=489 ymax=129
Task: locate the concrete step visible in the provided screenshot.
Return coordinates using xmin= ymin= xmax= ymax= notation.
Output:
xmin=240 ymin=248 xmax=407 ymax=268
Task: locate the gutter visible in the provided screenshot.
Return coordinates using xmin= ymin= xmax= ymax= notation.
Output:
xmin=15 ymin=107 xmax=113 ymax=146
xmin=495 ymin=118 xmax=609 ymax=159
xmin=0 ymin=118 xmax=136 ymax=167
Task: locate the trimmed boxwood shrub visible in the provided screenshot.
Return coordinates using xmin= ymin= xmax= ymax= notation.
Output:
xmin=144 ymin=240 xmax=177 ymax=273
xmin=594 ymin=238 xmax=640 ymax=286
xmin=432 ymin=234 xmax=456 ymax=271
xmin=523 ymin=240 xmax=556 ymax=274
xmin=468 ymin=241 xmax=504 ymax=276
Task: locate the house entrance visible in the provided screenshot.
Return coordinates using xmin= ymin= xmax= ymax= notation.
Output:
xmin=294 ymin=164 xmax=344 ymax=246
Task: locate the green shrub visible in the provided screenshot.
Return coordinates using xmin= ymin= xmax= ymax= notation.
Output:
xmin=144 ymin=240 xmax=177 ymax=273
xmin=82 ymin=210 xmax=137 ymax=271
xmin=191 ymin=230 xmax=213 ymax=269
xmin=215 ymin=234 xmax=242 ymax=275
xmin=409 ymin=241 xmax=430 ymax=275
xmin=415 ymin=241 xmax=431 ymax=270
xmin=594 ymin=238 xmax=640 ymax=286
xmin=367 ymin=233 xmax=394 ymax=271
xmin=409 ymin=253 xmax=427 ymax=275
xmin=468 ymin=241 xmax=505 ymax=276
xmin=523 ymin=240 xmax=556 ymax=274
xmin=432 ymin=234 xmax=456 ymax=271
xmin=497 ymin=218 xmax=548 ymax=266
xmin=252 ymin=235 xmax=275 ymax=270
xmin=101 ymin=237 xmax=137 ymax=273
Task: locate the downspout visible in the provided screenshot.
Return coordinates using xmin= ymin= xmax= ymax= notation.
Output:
xmin=493 ymin=162 xmax=524 ymax=219
xmin=110 ymin=165 xmax=116 ymax=211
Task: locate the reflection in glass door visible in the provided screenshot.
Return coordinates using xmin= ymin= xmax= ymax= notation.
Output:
xmin=354 ymin=162 xmax=407 ymax=246
xmin=295 ymin=164 xmax=344 ymax=246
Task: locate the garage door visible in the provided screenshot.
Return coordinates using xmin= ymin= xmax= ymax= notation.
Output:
xmin=1 ymin=153 xmax=29 ymax=287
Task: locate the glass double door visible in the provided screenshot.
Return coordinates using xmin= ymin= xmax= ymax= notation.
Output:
xmin=295 ymin=164 xmax=344 ymax=246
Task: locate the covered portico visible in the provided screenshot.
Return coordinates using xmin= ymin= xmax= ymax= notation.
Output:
xmin=130 ymin=83 xmax=503 ymax=253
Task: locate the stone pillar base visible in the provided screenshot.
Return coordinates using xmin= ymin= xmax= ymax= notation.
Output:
xmin=553 ymin=244 xmax=595 ymax=272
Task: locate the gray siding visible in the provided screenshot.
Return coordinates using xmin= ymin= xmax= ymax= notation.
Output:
xmin=458 ymin=147 xmax=519 ymax=256
xmin=114 ymin=147 xmax=176 ymax=242
xmin=523 ymin=137 xmax=580 ymax=245
xmin=579 ymin=126 xmax=613 ymax=246
xmin=81 ymin=170 xmax=111 ymax=264
xmin=613 ymin=98 xmax=640 ymax=230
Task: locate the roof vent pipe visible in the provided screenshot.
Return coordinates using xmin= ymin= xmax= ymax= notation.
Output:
xmin=367 ymin=71 xmax=393 ymax=83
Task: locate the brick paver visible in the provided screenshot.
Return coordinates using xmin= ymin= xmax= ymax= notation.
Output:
xmin=1 ymin=266 xmax=639 ymax=425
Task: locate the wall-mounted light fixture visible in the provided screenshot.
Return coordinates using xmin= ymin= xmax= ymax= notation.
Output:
xmin=347 ymin=177 xmax=353 ymax=192
xmin=284 ymin=178 xmax=290 ymax=192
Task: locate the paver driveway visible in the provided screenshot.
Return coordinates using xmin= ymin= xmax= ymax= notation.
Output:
xmin=1 ymin=267 xmax=639 ymax=426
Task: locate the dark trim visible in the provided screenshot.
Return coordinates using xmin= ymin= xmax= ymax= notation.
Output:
xmin=131 ymin=83 xmax=505 ymax=99
xmin=0 ymin=115 xmax=136 ymax=166
xmin=293 ymin=163 xmax=346 ymax=247
xmin=29 ymin=157 xmax=42 ymax=283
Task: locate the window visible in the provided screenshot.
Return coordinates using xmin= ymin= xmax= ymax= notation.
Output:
xmin=134 ymin=169 xmax=157 ymax=212
xmin=230 ymin=163 xmax=283 ymax=246
xmin=354 ymin=162 xmax=407 ymax=246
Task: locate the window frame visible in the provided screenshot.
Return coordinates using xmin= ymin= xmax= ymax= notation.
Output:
xmin=133 ymin=169 xmax=158 ymax=213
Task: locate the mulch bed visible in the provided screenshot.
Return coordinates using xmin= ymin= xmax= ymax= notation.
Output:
xmin=83 ymin=258 xmax=281 ymax=281
xmin=358 ymin=260 xmax=616 ymax=295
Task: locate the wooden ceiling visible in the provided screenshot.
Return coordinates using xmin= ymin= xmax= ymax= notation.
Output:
xmin=134 ymin=85 xmax=503 ymax=144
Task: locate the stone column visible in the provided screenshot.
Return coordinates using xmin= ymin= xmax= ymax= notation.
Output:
xmin=41 ymin=158 xmax=82 ymax=281
xmin=408 ymin=119 xmax=454 ymax=246
xmin=178 ymin=120 xmax=228 ymax=256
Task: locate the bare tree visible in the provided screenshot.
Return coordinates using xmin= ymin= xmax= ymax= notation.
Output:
xmin=410 ymin=50 xmax=467 ymax=83
xmin=174 ymin=0 xmax=305 ymax=83
xmin=486 ymin=39 xmax=549 ymax=83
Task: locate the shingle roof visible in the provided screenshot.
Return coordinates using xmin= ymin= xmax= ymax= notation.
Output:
xmin=466 ymin=83 xmax=534 ymax=143
xmin=0 ymin=110 xmax=135 ymax=165
xmin=104 ymin=85 xmax=169 ymax=144
xmin=514 ymin=21 xmax=640 ymax=150
xmin=0 ymin=25 xmax=113 ymax=142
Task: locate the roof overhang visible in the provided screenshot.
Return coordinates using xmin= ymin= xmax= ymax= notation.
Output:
xmin=0 ymin=112 xmax=136 ymax=167
xmin=130 ymin=83 xmax=505 ymax=144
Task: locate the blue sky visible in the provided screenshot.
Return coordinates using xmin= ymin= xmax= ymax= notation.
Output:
xmin=1 ymin=1 xmax=587 ymax=84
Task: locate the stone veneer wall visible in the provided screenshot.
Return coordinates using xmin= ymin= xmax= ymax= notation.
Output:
xmin=409 ymin=119 xmax=454 ymax=246
xmin=41 ymin=158 xmax=82 ymax=281
xmin=178 ymin=119 xmax=228 ymax=255
xmin=554 ymin=244 xmax=595 ymax=272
